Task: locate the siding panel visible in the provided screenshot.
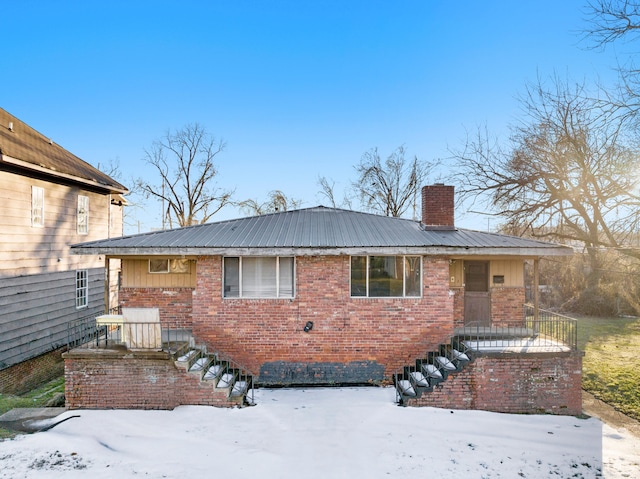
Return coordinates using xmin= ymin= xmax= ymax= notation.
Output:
xmin=0 ymin=268 xmax=104 ymax=368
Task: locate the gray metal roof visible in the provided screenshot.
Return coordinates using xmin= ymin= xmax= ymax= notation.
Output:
xmin=71 ymin=206 xmax=573 ymax=257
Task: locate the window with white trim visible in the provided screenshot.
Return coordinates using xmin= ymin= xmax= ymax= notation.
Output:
xmin=31 ymin=186 xmax=44 ymax=227
xmin=223 ymin=257 xmax=294 ymax=298
xmin=76 ymin=270 xmax=88 ymax=309
xmin=77 ymin=195 xmax=89 ymax=234
xmin=350 ymin=255 xmax=421 ymax=297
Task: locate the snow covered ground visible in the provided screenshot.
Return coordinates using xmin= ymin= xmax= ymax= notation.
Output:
xmin=1 ymin=386 xmax=638 ymax=478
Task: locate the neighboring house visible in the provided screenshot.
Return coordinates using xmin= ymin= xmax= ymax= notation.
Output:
xmin=0 ymin=108 xmax=128 ymax=389
xmin=67 ymin=185 xmax=582 ymax=414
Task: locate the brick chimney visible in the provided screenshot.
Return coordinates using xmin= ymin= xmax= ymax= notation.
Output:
xmin=421 ymin=184 xmax=455 ymax=230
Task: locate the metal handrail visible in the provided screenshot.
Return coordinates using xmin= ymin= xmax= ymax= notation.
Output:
xmin=457 ymin=305 xmax=578 ymax=352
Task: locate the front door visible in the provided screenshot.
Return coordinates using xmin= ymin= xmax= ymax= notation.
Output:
xmin=464 ymin=261 xmax=490 ymax=326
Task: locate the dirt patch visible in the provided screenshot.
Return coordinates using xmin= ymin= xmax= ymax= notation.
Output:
xmin=583 ymin=389 xmax=640 ymax=439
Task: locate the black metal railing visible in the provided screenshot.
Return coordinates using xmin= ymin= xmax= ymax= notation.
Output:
xmin=456 ymin=304 xmax=578 ymax=352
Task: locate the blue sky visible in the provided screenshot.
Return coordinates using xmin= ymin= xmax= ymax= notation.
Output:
xmin=1 ymin=1 xmax=622 ymax=233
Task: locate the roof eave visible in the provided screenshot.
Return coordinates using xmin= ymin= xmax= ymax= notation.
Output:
xmin=70 ymin=245 xmax=574 ymax=257
xmin=1 ymin=153 xmax=129 ymax=194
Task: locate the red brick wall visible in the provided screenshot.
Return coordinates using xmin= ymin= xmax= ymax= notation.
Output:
xmin=452 ymin=288 xmax=465 ymax=328
xmin=0 ymin=348 xmax=65 ymax=395
xmin=491 ymin=287 xmax=526 ymax=326
xmin=119 ymin=287 xmax=193 ymax=330
xmin=191 ymin=255 xmax=454 ymax=382
xmin=64 ymin=350 xmax=241 ymax=409
xmin=408 ymin=352 xmax=583 ymax=415
xmin=421 ymin=185 xmax=454 ymax=229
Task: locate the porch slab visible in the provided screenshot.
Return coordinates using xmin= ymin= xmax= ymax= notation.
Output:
xmin=463 ymin=338 xmax=571 ymax=353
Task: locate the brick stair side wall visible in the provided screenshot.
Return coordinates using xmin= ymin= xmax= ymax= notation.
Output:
xmin=407 ymin=352 xmax=583 ymax=415
xmin=63 ymin=350 xmax=241 ymax=409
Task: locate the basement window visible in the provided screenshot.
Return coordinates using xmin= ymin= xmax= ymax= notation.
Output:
xmin=350 ymin=256 xmax=421 ymax=298
xmin=223 ymin=257 xmax=294 ymax=298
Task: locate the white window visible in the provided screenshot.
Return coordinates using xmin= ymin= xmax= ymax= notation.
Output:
xmin=77 ymin=195 xmax=89 ymax=234
xmin=31 ymin=186 xmax=44 ymax=227
xmin=223 ymin=257 xmax=294 ymax=298
xmin=76 ymin=270 xmax=88 ymax=309
xmin=350 ymin=256 xmax=422 ymax=297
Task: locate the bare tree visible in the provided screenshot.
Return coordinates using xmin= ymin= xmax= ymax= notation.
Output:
xmin=583 ymin=1 xmax=640 ymax=122
xmin=452 ymin=78 xmax=640 ymax=294
xmin=139 ymin=124 xmax=233 ymax=228
xmin=353 ymin=146 xmax=437 ymax=218
xmin=317 ymin=176 xmax=353 ymax=209
xmin=239 ymin=190 xmax=302 ymax=216
xmin=584 ymin=0 xmax=640 ymax=47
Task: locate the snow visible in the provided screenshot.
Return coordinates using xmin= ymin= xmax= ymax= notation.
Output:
xmin=463 ymin=338 xmax=571 ymax=353
xmin=1 ymin=386 xmax=638 ymax=478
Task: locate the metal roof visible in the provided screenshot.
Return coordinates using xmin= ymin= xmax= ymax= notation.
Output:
xmin=71 ymin=206 xmax=572 ymax=257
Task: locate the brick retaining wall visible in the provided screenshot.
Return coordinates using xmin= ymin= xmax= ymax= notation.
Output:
xmin=0 ymin=348 xmax=65 ymax=395
xmin=63 ymin=349 xmax=242 ymax=409
xmin=407 ymin=351 xmax=583 ymax=415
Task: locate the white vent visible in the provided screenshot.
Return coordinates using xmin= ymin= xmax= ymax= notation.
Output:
xmin=8 ymin=121 xmax=13 ymax=131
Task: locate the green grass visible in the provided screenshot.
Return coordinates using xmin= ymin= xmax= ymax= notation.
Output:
xmin=576 ymin=315 xmax=640 ymax=421
xmin=0 ymin=375 xmax=65 ymax=440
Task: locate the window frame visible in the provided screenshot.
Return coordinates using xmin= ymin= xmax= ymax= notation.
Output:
xmin=31 ymin=186 xmax=44 ymax=227
xmin=223 ymin=256 xmax=295 ymax=299
xmin=350 ymin=255 xmax=422 ymax=298
xmin=77 ymin=195 xmax=89 ymax=235
xmin=75 ymin=269 xmax=88 ymax=309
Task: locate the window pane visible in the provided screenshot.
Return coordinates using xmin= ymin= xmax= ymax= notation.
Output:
xmin=242 ymin=257 xmax=277 ymax=297
xmin=369 ymin=256 xmax=403 ymax=297
xmin=76 ymin=270 xmax=88 ymax=308
xmin=223 ymin=257 xmax=240 ymax=297
xmin=405 ymin=256 xmax=421 ymax=297
xmin=279 ymin=257 xmax=294 ymax=297
xmin=32 ymin=186 xmax=44 ymax=227
xmin=149 ymin=259 xmax=169 ymax=273
xmin=350 ymin=256 xmax=367 ymax=296
xmin=77 ymin=195 xmax=89 ymax=234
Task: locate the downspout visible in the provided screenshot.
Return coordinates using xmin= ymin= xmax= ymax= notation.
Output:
xmin=104 ymin=256 xmax=110 ymax=313
xmin=533 ymin=258 xmax=540 ymax=322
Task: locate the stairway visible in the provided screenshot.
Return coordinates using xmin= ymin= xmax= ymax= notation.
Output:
xmin=173 ymin=344 xmax=255 ymax=407
xmin=394 ymin=339 xmax=473 ymax=405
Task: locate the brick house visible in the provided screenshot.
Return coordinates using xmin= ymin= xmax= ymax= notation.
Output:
xmin=67 ymin=185 xmax=582 ymax=414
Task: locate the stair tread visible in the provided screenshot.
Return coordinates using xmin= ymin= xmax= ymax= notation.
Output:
xmin=177 ymin=350 xmax=198 ymax=362
xmin=203 ymin=364 xmax=224 ymax=380
xmin=410 ymin=371 xmax=430 ymax=387
xmin=217 ymin=373 xmax=235 ymax=388
xmin=231 ymin=380 xmax=248 ymax=397
xmin=397 ymin=379 xmax=416 ymax=397
xmin=422 ymin=363 xmax=443 ymax=379
xmin=436 ymin=356 xmax=457 ymax=370
xmin=189 ymin=357 xmax=209 ymax=371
